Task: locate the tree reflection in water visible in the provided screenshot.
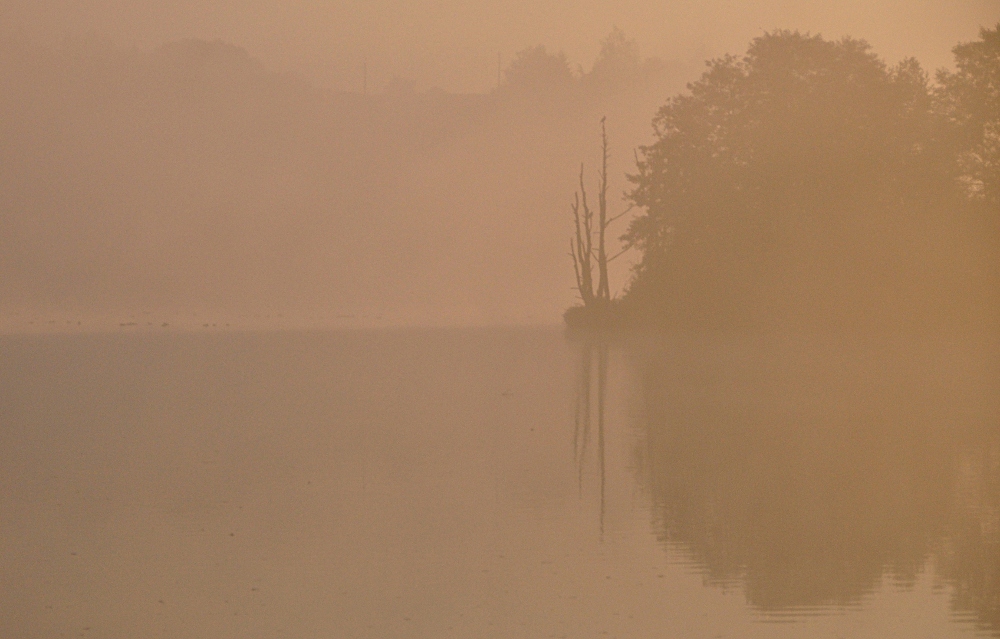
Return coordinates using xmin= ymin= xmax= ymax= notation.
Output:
xmin=574 ymin=340 xmax=610 ymax=538
xmin=573 ymin=334 xmax=999 ymax=632
xmin=942 ymin=434 xmax=1000 ymax=632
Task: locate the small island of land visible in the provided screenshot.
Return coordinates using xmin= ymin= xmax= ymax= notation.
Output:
xmin=566 ymin=27 xmax=1000 ymax=336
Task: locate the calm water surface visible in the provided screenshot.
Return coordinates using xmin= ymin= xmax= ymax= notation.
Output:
xmin=1 ymin=328 xmax=997 ymax=638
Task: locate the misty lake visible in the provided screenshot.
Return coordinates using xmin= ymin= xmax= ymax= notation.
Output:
xmin=1 ymin=328 xmax=998 ymax=638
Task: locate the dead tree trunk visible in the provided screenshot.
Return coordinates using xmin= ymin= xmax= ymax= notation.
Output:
xmin=571 ymin=165 xmax=596 ymax=307
xmin=571 ymin=117 xmax=623 ymax=309
xmin=596 ymin=117 xmax=611 ymax=304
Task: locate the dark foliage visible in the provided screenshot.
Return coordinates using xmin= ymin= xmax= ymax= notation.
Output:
xmin=937 ymin=24 xmax=1000 ymax=207
xmin=619 ymin=30 xmax=999 ymax=332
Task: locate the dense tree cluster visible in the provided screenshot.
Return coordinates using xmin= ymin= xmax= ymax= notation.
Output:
xmin=937 ymin=26 xmax=1000 ymax=207
xmin=501 ymin=27 xmax=675 ymax=103
xmin=618 ymin=27 xmax=1000 ymax=332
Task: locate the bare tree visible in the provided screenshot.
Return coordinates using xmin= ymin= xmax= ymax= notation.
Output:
xmin=596 ymin=117 xmax=611 ymax=302
xmin=571 ymin=164 xmax=596 ymax=307
xmin=571 ymin=117 xmax=630 ymax=309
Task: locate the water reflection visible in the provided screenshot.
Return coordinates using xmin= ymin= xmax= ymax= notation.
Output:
xmin=575 ymin=334 xmax=1000 ymax=633
xmin=943 ymin=435 xmax=1000 ymax=633
xmin=3 ymin=330 xmax=996 ymax=638
xmin=574 ymin=341 xmax=609 ymax=537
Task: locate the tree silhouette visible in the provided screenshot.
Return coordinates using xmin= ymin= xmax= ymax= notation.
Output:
xmin=570 ymin=118 xmax=629 ymax=310
xmin=937 ymin=24 xmax=1000 ymax=207
xmin=586 ymin=27 xmax=642 ymax=88
xmin=620 ymin=31 xmax=957 ymax=330
xmin=500 ymin=45 xmax=575 ymax=94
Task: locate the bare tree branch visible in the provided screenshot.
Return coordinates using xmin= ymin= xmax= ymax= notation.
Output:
xmin=606 ymin=204 xmax=634 ymax=227
xmin=606 ymin=246 xmax=631 ymax=262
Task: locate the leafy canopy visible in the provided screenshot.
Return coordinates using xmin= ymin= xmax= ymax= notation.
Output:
xmin=936 ymin=24 xmax=1000 ymax=205
xmin=621 ymin=30 xmax=960 ymax=328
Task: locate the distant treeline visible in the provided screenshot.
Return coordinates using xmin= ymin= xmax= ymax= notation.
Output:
xmin=606 ymin=27 xmax=1000 ymax=333
xmin=0 ymin=31 xmax=684 ymax=320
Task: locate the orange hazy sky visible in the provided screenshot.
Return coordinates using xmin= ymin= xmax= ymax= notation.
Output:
xmin=4 ymin=0 xmax=999 ymax=92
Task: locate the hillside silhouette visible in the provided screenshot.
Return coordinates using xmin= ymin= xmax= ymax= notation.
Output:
xmin=0 ymin=32 xmax=688 ymax=325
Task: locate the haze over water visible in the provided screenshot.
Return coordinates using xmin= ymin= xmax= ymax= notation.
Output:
xmin=2 ymin=329 xmax=997 ymax=638
xmin=1 ymin=2 xmax=997 ymax=327
xmin=2 ymin=1 xmax=999 ymax=637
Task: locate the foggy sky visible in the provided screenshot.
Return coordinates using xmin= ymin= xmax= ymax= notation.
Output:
xmin=1 ymin=1 xmax=998 ymax=329
xmin=5 ymin=0 xmax=998 ymax=92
